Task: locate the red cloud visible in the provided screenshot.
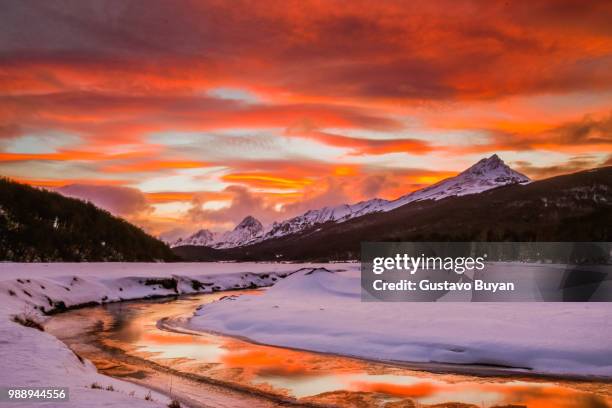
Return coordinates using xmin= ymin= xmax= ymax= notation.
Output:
xmin=285 ymin=127 xmax=433 ymax=155
xmin=2 ymin=1 xmax=612 ymax=102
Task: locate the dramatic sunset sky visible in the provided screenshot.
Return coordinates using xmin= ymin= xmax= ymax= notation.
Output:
xmin=1 ymin=1 xmax=612 ymax=239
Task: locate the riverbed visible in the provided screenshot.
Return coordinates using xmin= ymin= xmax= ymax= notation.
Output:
xmin=46 ymin=291 xmax=612 ymax=408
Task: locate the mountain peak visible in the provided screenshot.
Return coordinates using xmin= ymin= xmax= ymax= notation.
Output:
xmin=260 ymin=154 xmax=530 ymax=243
xmin=192 ymin=229 xmax=215 ymax=239
xmin=483 ymin=153 xmax=502 ymax=166
xmin=371 ymin=154 xmax=529 ymax=212
xmin=462 ymin=154 xmax=530 ymax=183
xmin=467 ymin=154 xmax=503 ymax=172
xmin=215 ymin=216 xmax=263 ymax=248
xmin=236 ymin=215 xmax=263 ymax=231
xmin=171 ymin=228 xmax=215 ymax=247
xmin=171 ymin=216 xmax=264 ymax=248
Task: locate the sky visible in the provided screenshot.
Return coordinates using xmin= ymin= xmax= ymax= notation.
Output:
xmin=1 ymin=0 xmax=612 ymax=239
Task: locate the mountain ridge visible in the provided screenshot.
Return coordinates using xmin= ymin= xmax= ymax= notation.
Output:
xmin=173 ymin=154 xmax=530 ymax=248
xmin=173 ymin=165 xmax=612 ymax=261
xmin=172 ymin=215 xmax=263 ymax=248
xmin=263 ymin=154 xmax=529 ymax=240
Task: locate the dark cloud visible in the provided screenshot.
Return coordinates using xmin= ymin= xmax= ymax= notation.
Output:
xmin=0 ymin=91 xmax=402 ymax=149
xmin=555 ymin=113 xmax=612 ymax=145
xmin=2 ymin=0 xmax=612 ymax=102
xmin=360 ymin=174 xmax=392 ymax=197
xmin=512 ymin=155 xmax=604 ymax=179
xmin=465 ymin=113 xmax=612 ymax=154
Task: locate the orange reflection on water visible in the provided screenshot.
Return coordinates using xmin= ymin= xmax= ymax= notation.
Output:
xmin=484 ymin=382 xmax=612 ymax=408
xmin=349 ymin=379 xmax=612 ymax=407
xmin=221 ymin=345 xmax=329 ymax=378
xmin=75 ymin=292 xmax=612 ymax=407
xmin=351 ymin=380 xmax=441 ymax=398
xmin=141 ymin=331 xmax=211 ymax=346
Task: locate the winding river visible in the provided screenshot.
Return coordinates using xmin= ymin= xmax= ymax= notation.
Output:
xmin=45 ymin=291 xmax=612 ymax=408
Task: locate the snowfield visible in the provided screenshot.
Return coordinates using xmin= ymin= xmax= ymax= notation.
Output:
xmin=2 ymin=262 xmax=610 ymax=408
xmin=0 ymin=262 xmax=328 ymax=408
xmin=188 ymin=267 xmax=612 ymax=378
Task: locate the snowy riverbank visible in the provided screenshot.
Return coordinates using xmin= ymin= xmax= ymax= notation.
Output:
xmin=188 ymin=267 xmax=612 ymax=378
xmin=0 ymin=262 xmax=329 ymax=408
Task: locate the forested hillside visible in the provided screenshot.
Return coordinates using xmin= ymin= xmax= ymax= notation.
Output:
xmin=0 ymin=178 xmax=177 ymax=262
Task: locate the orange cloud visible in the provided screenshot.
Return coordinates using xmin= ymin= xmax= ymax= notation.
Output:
xmin=12 ymin=177 xmax=127 ymax=188
xmin=0 ymin=149 xmax=157 ymax=164
xmin=144 ymin=192 xmax=199 ymax=203
xmin=222 ymin=173 xmax=314 ymax=190
xmin=103 ymin=160 xmax=212 ymax=173
xmin=0 ymin=151 xmax=102 ymax=162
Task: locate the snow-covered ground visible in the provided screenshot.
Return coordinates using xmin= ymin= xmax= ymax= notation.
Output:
xmin=188 ymin=267 xmax=612 ymax=378
xmin=2 ymin=262 xmax=610 ymax=408
xmin=0 ymin=262 xmax=330 ymax=408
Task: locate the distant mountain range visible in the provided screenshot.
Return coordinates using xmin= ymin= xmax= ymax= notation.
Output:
xmin=0 ymin=178 xmax=177 ymax=262
xmin=3 ymin=154 xmax=609 ymax=263
xmin=173 ymin=154 xmax=530 ymax=249
xmin=172 ymin=215 xmax=264 ymax=248
xmin=173 ymin=163 xmax=612 ymax=261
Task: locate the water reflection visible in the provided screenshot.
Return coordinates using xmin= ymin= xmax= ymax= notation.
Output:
xmin=50 ymin=292 xmax=612 ymax=408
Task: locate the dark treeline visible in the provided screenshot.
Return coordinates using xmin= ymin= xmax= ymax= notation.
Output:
xmin=0 ymin=178 xmax=178 ymax=262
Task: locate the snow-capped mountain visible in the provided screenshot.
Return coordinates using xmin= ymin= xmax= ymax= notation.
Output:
xmin=172 ymin=229 xmax=216 ymax=247
xmin=384 ymin=154 xmax=530 ymax=211
xmin=214 ymin=216 xmax=264 ymax=248
xmin=172 ymin=216 xmax=263 ymax=248
xmin=173 ymin=155 xmax=529 ymax=248
xmin=263 ymin=198 xmax=390 ymax=239
xmin=261 ymin=154 xmax=529 ymax=240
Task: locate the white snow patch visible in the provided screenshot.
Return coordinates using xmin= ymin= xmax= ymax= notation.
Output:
xmin=188 ymin=267 xmax=612 ymax=378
